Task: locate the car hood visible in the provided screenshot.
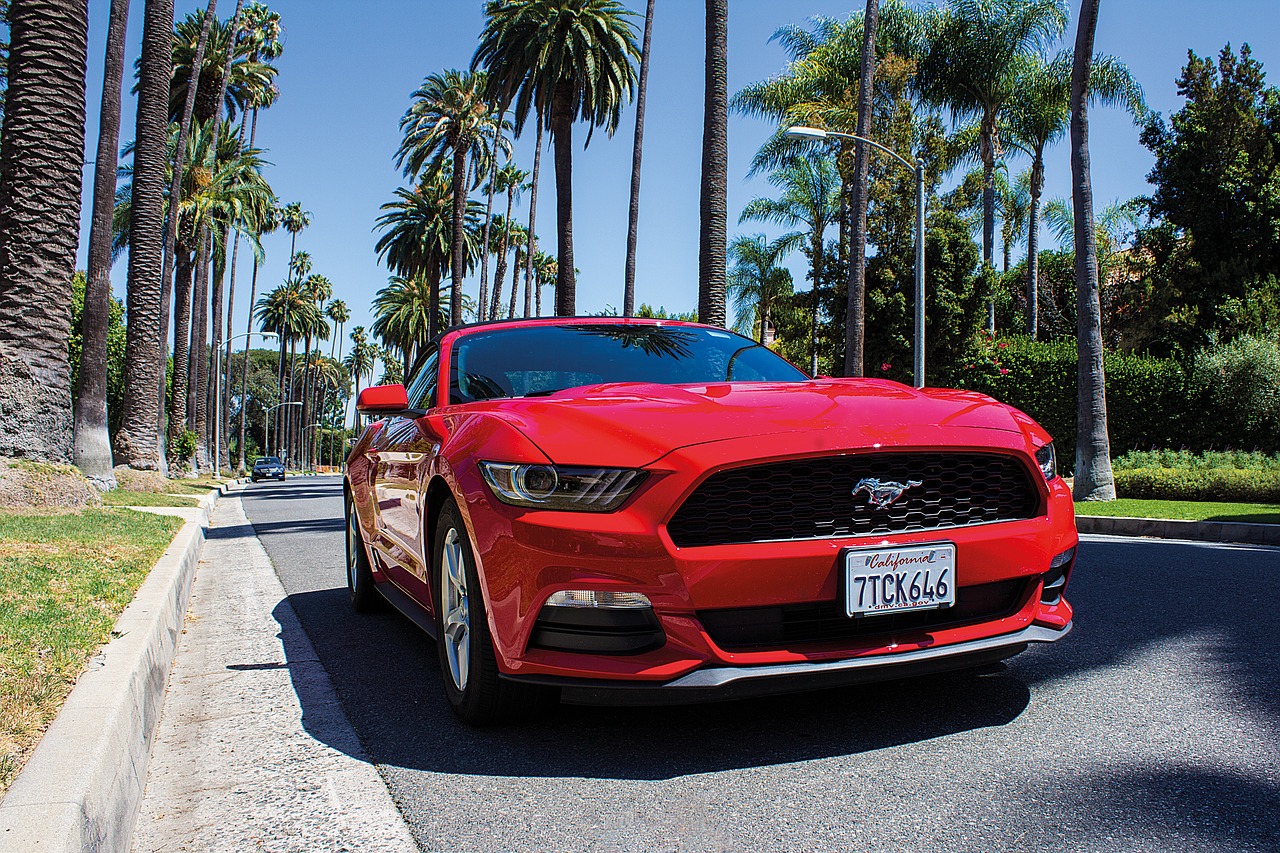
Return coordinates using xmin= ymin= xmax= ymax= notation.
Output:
xmin=460 ymin=379 xmax=1035 ymax=469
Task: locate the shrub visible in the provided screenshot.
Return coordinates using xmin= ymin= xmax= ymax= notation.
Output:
xmin=1113 ymin=450 xmax=1280 ymax=471
xmin=169 ymin=430 xmax=198 ymax=462
xmin=1187 ymin=334 xmax=1280 ymax=449
xmin=1114 ymin=468 xmax=1280 ymax=503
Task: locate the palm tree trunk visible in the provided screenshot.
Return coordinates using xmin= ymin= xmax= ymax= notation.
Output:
xmin=843 ymin=0 xmax=878 ymax=377
xmin=810 ymin=230 xmax=823 ymax=376
xmin=192 ymin=229 xmax=212 ymax=472
xmin=208 ymin=242 xmax=227 ymax=471
xmin=286 ymin=336 xmax=298 ymax=466
xmin=478 ymin=116 xmax=505 ymax=324
xmin=450 ymin=144 xmax=467 ymax=328
xmin=1071 ymin=0 xmax=1114 ymax=502
xmin=623 ymin=0 xmax=655 ymax=318
xmin=551 ymin=92 xmax=576 ymax=316
xmin=1027 ymin=155 xmax=1044 ymax=339
xmin=299 ymin=334 xmax=312 ymax=470
xmin=236 ymin=254 xmax=259 ymax=473
xmin=74 ymin=0 xmax=130 ymax=488
xmin=510 ymin=250 xmax=522 ymax=319
xmin=115 ymin=0 xmax=171 ymax=470
xmin=981 ymin=114 xmax=997 ymax=334
xmin=157 ymin=0 xmax=216 ymax=450
xmin=698 ymin=0 xmax=728 ymax=327
xmin=524 ymin=114 xmax=543 ymax=319
xmin=0 ymin=0 xmax=88 ymax=465
xmin=169 ymin=249 xmax=193 ymax=448
xmin=491 ymin=202 xmax=512 ymax=320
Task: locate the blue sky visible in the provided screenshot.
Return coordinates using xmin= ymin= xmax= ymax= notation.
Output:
xmin=77 ymin=0 xmax=1280 ymax=358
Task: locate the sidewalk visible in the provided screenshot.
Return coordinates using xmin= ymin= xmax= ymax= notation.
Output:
xmin=130 ymin=497 xmax=416 ymax=852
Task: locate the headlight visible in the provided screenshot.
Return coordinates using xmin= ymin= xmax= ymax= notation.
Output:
xmin=1035 ymin=442 xmax=1057 ymax=481
xmin=479 ymin=462 xmax=648 ymax=511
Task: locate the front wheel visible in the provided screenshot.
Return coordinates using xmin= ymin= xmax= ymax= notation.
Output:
xmin=434 ymin=498 xmax=557 ymax=725
xmin=345 ymin=490 xmax=381 ymax=612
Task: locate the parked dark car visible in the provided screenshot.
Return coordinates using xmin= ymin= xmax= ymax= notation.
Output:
xmin=251 ymin=456 xmax=286 ymax=482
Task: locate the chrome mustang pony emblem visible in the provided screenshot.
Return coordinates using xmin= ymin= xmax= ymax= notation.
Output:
xmin=853 ymin=477 xmax=923 ymax=509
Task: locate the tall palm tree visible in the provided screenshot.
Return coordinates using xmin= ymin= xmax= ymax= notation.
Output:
xmin=344 ymin=325 xmax=375 ymax=432
xmin=533 ymin=250 xmax=557 ymax=316
xmin=998 ymin=168 xmax=1031 ymax=274
xmin=166 ymin=3 xmax=275 ymax=125
xmin=623 ymin=0 xmax=655 ymax=317
xmin=473 ymin=0 xmax=640 ymax=316
xmin=397 ymin=68 xmax=502 ymax=328
xmin=917 ymin=0 xmax=1068 ymax=332
xmin=156 ymin=0 xmax=214 ymax=449
xmin=233 ymin=205 xmax=276 ymax=474
xmin=1070 ymin=0 xmax=1113 ymax=502
xmin=487 ymin=164 xmax=528 ymax=318
xmin=740 ymin=151 xmax=840 ymax=375
xmin=279 ymin=201 xmax=311 ymax=271
xmin=325 ymin=298 xmax=349 ymax=463
xmin=503 ymin=222 xmax=530 ymax=319
xmin=1004 ymin=48 xmax=1143 ymax=338
xmin=74 ymin=0 xmax=130 ymax=489
xmin=372 ymin=275 xmax=436 ymax=377
xmin=843 ymin=0 xmax=879 ymax=377
xmin=727 ymin=235 xmax=794 ymax=343
xmin=297 ymin=272 xmax=331 ymax=469
xmin=698 ymin=0 xmax=728 ymax=327
xmin=0 ymin=0 xmax=88 ymax=464
xmin=115 ymin=0 xmax=174 ymax=471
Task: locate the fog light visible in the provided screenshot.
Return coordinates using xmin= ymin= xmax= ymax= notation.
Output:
xmin=1042 ymin=547 xmax=1076 ymax=605
xmin=546 ymin=590 xmax=652 ymax=609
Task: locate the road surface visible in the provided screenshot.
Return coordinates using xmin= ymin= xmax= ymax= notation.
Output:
xmin=242 ymin=475 xmax=1280 ymax=853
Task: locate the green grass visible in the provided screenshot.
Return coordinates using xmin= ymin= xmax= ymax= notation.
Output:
xmin=0 ymin=508 xmax=183 ymax=793
xmin=1075 ymin=498 xmax=1280 ymax=524
xmin=99 ymin=490 xmax=201 ymax=507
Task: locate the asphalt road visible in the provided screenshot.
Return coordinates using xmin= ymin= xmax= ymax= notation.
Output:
xmin=242 ymin=475 xmax=1280 ymax=853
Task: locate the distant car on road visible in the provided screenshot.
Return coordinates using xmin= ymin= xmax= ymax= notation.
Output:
xmin=343 ymin=317 xmax=1078 ymax=724
xmin=251 ymin=456 xmax=285 ymax=482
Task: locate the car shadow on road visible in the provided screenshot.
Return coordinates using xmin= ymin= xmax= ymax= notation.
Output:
xmin=271 ymin=588 xmax=1030 ymax=781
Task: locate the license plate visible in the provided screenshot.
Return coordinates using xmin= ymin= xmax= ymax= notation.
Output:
xmin=844 ymin=543 xmax=956 ymax=617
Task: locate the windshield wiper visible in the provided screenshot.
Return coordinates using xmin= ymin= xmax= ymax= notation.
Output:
xmin=522 ymin=386 xmax=576 ymax=397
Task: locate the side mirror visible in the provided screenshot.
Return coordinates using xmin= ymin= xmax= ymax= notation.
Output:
xmin=356 ymin=383 xmax=409 ymax=414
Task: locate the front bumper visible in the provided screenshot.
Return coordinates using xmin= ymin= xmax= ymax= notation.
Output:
xmin=504 ymin=621 xmax=1071 ymax=705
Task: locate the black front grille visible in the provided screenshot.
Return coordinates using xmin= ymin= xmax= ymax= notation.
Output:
xmin=698 ymin=578 xmax=1032 ymax=651
xmin=667 ymin=452 xmax=1041 ymax=548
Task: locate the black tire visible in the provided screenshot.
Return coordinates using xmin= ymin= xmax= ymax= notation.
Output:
xmin=433 ymin=498 xmax=558 ymax=725
xmin=345 ymin=489 xmax=382 ymax=612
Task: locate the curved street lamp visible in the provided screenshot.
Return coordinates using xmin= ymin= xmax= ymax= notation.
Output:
xmin=785 ymin=126 xmax=927 ymax=388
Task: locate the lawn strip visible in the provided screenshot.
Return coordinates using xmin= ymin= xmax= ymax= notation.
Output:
xmin=0 ymin=508 xmax=183 ymax=793
xmin=99 ymin=489 xmax=202 ymax=507
xmin=1075 ymin=498 xmax=1280 ymax=525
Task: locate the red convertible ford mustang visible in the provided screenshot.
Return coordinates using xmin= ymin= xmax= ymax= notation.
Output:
xmin=344 ymin=317 xmax=1077 ymax=724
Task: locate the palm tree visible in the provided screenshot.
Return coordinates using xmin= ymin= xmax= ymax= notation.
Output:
xmin=156 ymin=0 xmax=214 ymax=447
xmin=740 ymin=151 xmax=839 ymax=375
xmin=623 ymin=0 xmax=655 ymax=317
xmin=372 ymin=275 xmax=436 ymax=377
xmin=843 ymin=0 xmax=879 ymax=376
xmin=344 ymin=326 xmax=375 ymax=432
xmin=0 ymin=0 xmax=88 ymax=464
xmin=487 ymin=164 xmax=528 ymax=317
xmin=234 ymin=202 xmax=276 ymax=474
xmin=297 ymin=272 xmax=331 ymax=469
xmin=727 ymin=235 xmax=794 ymax=343
xmin=115 ymin=0 xmax=174 ymax=471
xmin=998 ymin=168 xmax=1031 ymax=274
xmin=397 ymin=68 xmax=502 ymax=328
xmin=473 ymin=0 xmax=640 ymax=316
xmin=324 ymin=298 xmax=349 ymax=464
xmin=166 ymin=3 xmax=276 ymax=125
xmin=279 ymin=201 xmax=311 ymax=271
xmin=74 ymin=0 xmax=130 ymax=489
xmin=374 ymin=173 xmax=483 ymax=338
xmin=917 ymin=0 xmax=1069 ymax=332
xmin=699 ymin=0 xmax=728 ymax=327
xmin=257 ymin=277 xmax=313 ymax=464
xmin=533 ymin=250 xmax=558 ymax=316
xmin=503 ymin=222 xmax=530 ymax=319
xmin=1070 ymin=0 xmax=1113 ymax=502
xmin=1004 ymin=48 xmax=1144 ymax=338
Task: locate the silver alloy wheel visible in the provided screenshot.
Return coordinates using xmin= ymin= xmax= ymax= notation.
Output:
xmin=345 ymin=505 xmax=358 ymax=592
xmin=441 ymin=527 xmax=470 ymax=691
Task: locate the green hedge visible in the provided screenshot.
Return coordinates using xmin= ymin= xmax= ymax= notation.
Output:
xmin=944 ymin=335 xmax=1280 ymax=468
xmin=1113 ymin=468 xmax=1280 ymax=503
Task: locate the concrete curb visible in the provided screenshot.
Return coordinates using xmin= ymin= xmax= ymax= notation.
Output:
xmin=1077 ymin=514 xmax=1280 ymax=546
xmin=0 ymin=484 xmax=227 ymax=852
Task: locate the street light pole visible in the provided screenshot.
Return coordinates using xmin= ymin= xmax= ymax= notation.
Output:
xmin=785 ymin=126 xmax=928 ymax=388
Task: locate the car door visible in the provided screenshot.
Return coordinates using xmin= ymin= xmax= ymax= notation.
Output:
xmin=370 ymin=348 xmax=440 ymax=591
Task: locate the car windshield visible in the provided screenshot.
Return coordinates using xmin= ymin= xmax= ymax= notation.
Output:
xmin=448 ymin=323 xmax=809 ymax=404
xmin=256 ymin=457 xmax=281 ymax=466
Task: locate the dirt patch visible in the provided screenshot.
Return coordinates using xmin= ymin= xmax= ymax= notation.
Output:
xmin=0 ymin=460 xmax=99 ymax=511
xmin=111 ymin=466 xmax=169 ymax=493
